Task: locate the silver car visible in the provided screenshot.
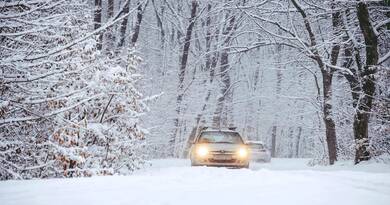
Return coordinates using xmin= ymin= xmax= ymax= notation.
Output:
xmin=247 ymin=141 xmax=271 ymax=162
xmin=190 ymin=129 xmax=249 ymax=168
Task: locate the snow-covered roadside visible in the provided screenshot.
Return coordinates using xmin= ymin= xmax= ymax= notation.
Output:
xmin=149 ymin=158 xmax=390 ymax=173
xmin=249 ymin=158 xmax=390 ymax=173
xmin=1 ymin=158 xmax=389 ymax=205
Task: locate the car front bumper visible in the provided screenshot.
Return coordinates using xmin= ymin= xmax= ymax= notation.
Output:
xmin=250 ymin=152 xmax=271 ymax=162
xmin=191 ymin=157 xmax=249 ymax=167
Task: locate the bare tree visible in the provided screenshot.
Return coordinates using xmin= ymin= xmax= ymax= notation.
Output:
xmin=212 ymin=9 xmax=238 ymax=128
xmin=195 ymin=3 xmax=219 ymax=128
xmin=117 ymin=0 xmax=131 ymax=48
xmin=131 ymin=0 xmax=149 ymax=46
xmin=242 ymin=0 xmax=345 ymax=164
xmin=104 ymin=0 xmax=115 ymax=53
xmin=171 ymin=0 xmax=198 ymax=155
xmin=94 ymin=0 xmax=103 ymax=50
xmin=290 ymin=0 xmax=340 ymax=164
xmin=271 ymin=38 xmax=283 ymax=158
xmin=340 ymin=2 xmax=381 ymax=163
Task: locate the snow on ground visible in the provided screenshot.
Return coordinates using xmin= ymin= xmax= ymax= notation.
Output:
xmin=1 ymin=158 xmax=390 ymax=205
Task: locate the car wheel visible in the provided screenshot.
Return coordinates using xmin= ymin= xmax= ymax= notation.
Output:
xmin=256 ymin=159 xmax=264 ymax=163
xmin=191 ymin=160 xmax=197 ymax=166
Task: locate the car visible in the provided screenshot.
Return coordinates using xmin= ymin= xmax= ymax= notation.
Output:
xmin=190 ymin=128 xmax=249 ymax=168
xmin=247 ymin=141 xmax=271 ymax=163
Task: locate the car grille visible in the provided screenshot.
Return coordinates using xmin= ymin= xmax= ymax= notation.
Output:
xmin=208 ymin=150 xmax=237 ymax=163
xmin=209 ymin=158 xmax=236 ymax=163
xmin=210 ymin=150 xmax=235 ymax=154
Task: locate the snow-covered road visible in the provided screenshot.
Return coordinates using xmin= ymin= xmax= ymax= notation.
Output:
xmin=1 ymin=159 xmax=390 ymax=205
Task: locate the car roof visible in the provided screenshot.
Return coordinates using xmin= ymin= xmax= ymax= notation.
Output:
xmin=195 ymin=127 xmax=243 ymax=142
xmin=195 ymin=129 xmax=244 ymax=143
xmin=200 ymin=129 xmax=239 ymax=133
xmin=200 ymin=126 xmax=238 ymax=133
xmin=246 ymin=140 xmax=265 ymax=145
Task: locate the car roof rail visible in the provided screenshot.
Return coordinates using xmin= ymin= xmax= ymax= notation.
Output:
xmin=200 ymin=126 xmax=209 ymax=130
xmin=199 ymin=126 xmax=237 ymax=132
xmin=228 ymin=126 xmax=237 ymax=131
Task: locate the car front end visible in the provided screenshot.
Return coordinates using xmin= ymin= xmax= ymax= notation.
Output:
xmin=246 ymin=141 xmax=271 ymax=163
xmin=191 ymin=143 xmax=249 ymax=168
xmin=251 ymin=150 xmax=271 ymax=162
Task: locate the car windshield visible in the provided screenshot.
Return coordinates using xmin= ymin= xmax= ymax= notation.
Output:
xmin=249 ymin=144 xmax=265 ymax=150
xmin=198 ymin=131 xmax=243 ymax=144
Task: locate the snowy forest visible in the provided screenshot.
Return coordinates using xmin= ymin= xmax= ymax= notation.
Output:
xmin=0 ymin=0 xmax=389 ymax=180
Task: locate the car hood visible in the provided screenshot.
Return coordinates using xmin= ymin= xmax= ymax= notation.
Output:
xmin=198 ymin=143 xmax=244 ymax=152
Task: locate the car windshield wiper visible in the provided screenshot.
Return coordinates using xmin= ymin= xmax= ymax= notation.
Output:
xmin=216 ymin=141 xmax=235 ymax=144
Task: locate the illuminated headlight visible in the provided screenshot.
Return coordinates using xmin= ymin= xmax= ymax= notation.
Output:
xmin=237 ymin=147 xmax=248 ymax=158
xmin=196 ymin=146 xmax=209 ymax=157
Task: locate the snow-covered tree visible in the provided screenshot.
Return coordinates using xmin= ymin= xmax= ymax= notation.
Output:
xmin=0 ymin=0 xmax=147 ymax=179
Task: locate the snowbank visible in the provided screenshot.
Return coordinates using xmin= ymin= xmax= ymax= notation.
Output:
xmin=1 ymin=158 xmax=389 ymax=205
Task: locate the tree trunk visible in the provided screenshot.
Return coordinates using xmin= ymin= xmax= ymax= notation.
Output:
xmin=151 ymin=0 xmax=165 ymax=48
xmin=171 ymin=0 xmax=198 ymax=155
xmin=386 ymin=0 xmax=390 ymax=30
xmin=354 ymin=2 xmax=379 ymax=163
xmin=322 ymin=71 xmax=337 ymax=165
xmin=105 ymin=0 xmax=115 ymax=53
xmin=270 ymin=34 xmax=283 ymax=158
xmin=130 ymin=1 xmax=148 ymax=46
xmin=296 ymin=126 xmax=302 ymax=158
xmin=245 ymin=65 xmax=260 ymax=139
xmin=291 ymin=0 xmax=341 ymax=164
xmin=288 ymin=127 xmax=294 ymax=158
xmin=94 ymin=0 xmax=103 ymax=50
xmin=204 ymin=4 xmax=213 ymax=71
xmin=212 ymin=14 xmax=236 ymax=128
xmin=213 ymin=50 xmax=231 ymax=127
xmin=353 ymin=111 xmax=371 ymax=162
xmin=271 ymin=126 xmax=277 ymax=157
xmin=194 ymin=3 xmax=217 ymax=127
xmin=321 ymin=6 xmax=341 ymax=165
xmin=117 ymin=0 xmax=130 ymax=48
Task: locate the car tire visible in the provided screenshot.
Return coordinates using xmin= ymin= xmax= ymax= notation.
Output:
xmin=191 ymin=160 xmax=197 ymax=166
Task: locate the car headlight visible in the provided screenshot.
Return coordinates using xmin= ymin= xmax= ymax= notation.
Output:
xmin=196 ymin=146 xmax=209 ymax=157
xmin=237 ymin=147 xmax=248 ymax=158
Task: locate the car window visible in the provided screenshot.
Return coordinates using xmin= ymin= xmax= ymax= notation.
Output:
xmin=198 ymin=131 xmax=243 ymax=144
xmin=249 ymin=144 xmax=264 ymax=150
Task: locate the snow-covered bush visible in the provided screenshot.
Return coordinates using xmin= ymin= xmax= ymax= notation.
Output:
xmin=0 ymin=0 xmax=147 ymax=180
xmin=369 ymin=67 xmax=390 ymax=160
xmin=51 ymin=52 xmax=147 ymax=177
